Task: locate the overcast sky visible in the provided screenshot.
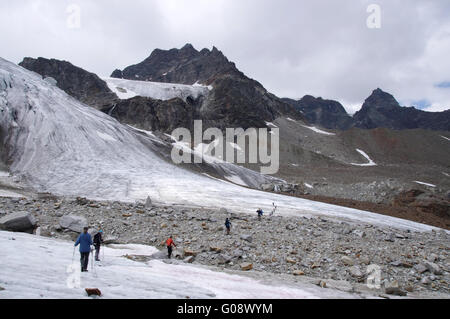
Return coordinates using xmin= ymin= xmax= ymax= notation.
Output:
xmin=1 ymin=0 xmax=449 ymax=113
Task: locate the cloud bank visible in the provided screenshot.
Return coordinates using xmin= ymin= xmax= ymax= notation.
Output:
xmin=1 ymin=0 xmax=449 ymax=113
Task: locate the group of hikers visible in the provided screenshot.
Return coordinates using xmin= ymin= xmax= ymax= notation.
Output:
xmin=74 ymin=227 xmax=103 ymax=272
xmin=74 ymin=202 xmax=278 ymax=270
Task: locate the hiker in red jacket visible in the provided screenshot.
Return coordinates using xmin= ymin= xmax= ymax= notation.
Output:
xmin=165 ymin=236 xmax=176 ymax=259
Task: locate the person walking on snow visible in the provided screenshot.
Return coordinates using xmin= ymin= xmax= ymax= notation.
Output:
xmin=269 ymin=202 xmax=277 ymax=217
xmin=74 ymin=227 xmax=93 ymax=272
xmin=165 ymin=236 xmax=177 ymax=259
xmin=225 ymin=218 xmax=232 ymax=235
xmin=93 ymin=230 xmax=103 ymax=261
xmin=257 ymin=208 xmax=264 ymax=221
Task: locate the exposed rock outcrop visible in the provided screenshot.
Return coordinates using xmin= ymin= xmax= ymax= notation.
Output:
xmin=19 ymin=57 xmax=118 ymax=109
xmin=283 ymin=95 xmax=354 ymax=130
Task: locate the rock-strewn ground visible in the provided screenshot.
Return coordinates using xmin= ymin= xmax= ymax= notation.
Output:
xmin=0 ymin=195 xmax=449 ymax=298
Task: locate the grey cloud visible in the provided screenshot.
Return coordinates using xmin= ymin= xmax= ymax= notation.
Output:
xmin=1 ymin=0 xmax=449 ymax=113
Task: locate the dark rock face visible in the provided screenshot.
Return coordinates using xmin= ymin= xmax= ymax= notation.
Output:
xmin=283 ymin=96 xmax=354 ymax=130
xmin=353 ymin=88 xmax=450 ymax=131
xmin=111 ymin=44 xmax=304 ymax=129
xmin=103 ymin=96 xmax=200 ymax=133
xmin=111 ymin=43 xmax=243 ymax=85
xmin=19 ymin=57 xmax=117 ymax=109
xmin=201 ymin=76 xmax=294 ymax=130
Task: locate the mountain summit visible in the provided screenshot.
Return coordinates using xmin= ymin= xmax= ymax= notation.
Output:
xmin=111 ymin=44 xmax=243 ymax=85
xmin=110 ymin=44 xmax=304 ymax=129
xmin=353 ymin=88 xmax=450 ymax=130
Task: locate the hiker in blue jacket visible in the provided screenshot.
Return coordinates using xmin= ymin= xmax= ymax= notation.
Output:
xmin=75 ymin=227 xmax=93 ymax=272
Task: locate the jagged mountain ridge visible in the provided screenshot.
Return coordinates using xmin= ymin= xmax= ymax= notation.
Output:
xmin=285 ymin=88 xmax=449 ymax=131
xmin=111 ymin=43 xmax=244 ymax=85
xmin=110 ymin=44 xmax=305 ymax=129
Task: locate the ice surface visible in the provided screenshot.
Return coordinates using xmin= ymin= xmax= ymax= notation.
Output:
xmin=0 ymin=230 xmax=362 ymax=299
xmin=0 ymin=171 xmax=9 ymax=177
xmin=0 ymin=189 xmax=23 ymax=198
xmin=301 ymin=125 xmax=336 ymax=136
xmin=224 ymin=175 xmax=248 ymax=187
xmin=0 ymin=58 xmax=442 ymax=232
xmin=103 ymin=77 xmax=210 ymax=102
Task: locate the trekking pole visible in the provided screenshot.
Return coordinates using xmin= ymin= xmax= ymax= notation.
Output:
xmin=72 ymin=246 xmax=75 ymax=263
xmin=91 ymin=249 xmax=94 ymax=272
xmin=92 ymin=248 xmax=98 ymax=276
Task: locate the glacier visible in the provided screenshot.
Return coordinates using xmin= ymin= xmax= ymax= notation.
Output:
xmin=0 ymin=58 xmax=443 ymax=232
xmin=103 ymin=77 xmax=211 ymax=102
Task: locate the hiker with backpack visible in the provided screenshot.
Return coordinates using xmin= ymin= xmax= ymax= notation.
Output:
xmin=165 ymin=236 xmax=177 ymax=259
xmin=74 ymin=227 xmax=93 ymax=272
xmin=225 ymin=218 xmax=232 ymax=235
xmin=93 ymin=230 xmax=103 ymax=261
xmin=257 ymin=208 xmax=264 ymax=221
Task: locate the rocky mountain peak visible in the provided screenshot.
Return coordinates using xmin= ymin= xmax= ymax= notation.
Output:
xmin=363 ymin=88 xmax=400 ymax=110
xmin=353 ymin=88 xmax=449 ymax=130
xmin=110 ymin=43 xmax=241 ymax=85
xmin=181 ymin=43 xmax=196 ymax=51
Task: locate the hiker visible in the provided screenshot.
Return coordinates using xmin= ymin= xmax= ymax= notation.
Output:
xmin=74 ymin=227 xmax=93 ymax=272
xmin=225 ymin=218 xmax=232 ymax=235
xmin=165 ymin=236 xmax=177 ymax=259
xmin=93 ymin=230 xmax=103 ymax=261
xmin=269 ymin=202 xmax=277 ymax=217
xmin=257 ymin=208 xmax=264 ymax=221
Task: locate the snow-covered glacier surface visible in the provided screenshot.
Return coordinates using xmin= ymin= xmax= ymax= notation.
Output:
xmin=103 ymin=77 xmax=211 ymax=101
xmin=0 ymin=58 xmax=440 ymax=232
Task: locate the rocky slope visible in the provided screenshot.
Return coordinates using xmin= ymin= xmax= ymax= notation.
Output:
xmin=19 ymin=57 xmax=117 ymax=109
xmin=2 ymin=196 xmax=448 ymax=298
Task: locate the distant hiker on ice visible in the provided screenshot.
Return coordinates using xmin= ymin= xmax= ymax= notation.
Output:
xmin=164 ymin=236 xmax=177 ymax=259
xmin=93 ymin=230 xmax=103 ymax=261
xmin=74 ymin=227 xmax=93 ymax=272
xmin=225 ymin=218 xmax=232 ymax=235
xmin=269 ymin=202 xmax=277 ymax=217
xmin=257 ymin=208 xmax=264 ymax=221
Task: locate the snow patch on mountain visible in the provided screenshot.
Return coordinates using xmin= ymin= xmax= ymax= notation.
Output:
xmin=103 ymin=77 xmax=210 ymax=102
xmin=301 ymin=125 xmax=336 ymax=136
xmin=350 ymin=149 xmax=377 ymax=167
xmin=414 ymin=181 xmax=436 ymax=188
